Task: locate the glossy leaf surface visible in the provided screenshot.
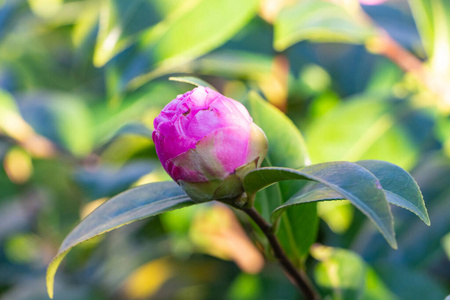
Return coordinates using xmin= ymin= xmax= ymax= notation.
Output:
xmin=46 ymin=181 xmax=195 ymax=298
xmin=244 ymin=162 xmax=397 ymax=248
xmin=271 ymin=160 xmax=429 ymax=226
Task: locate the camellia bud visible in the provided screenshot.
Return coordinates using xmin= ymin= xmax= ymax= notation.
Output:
xmin=152 ymin=86 xmax=268 ymax=204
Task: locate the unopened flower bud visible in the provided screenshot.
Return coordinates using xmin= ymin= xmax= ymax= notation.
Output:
xmin=152 ymin=86 xmax=268 ymax=204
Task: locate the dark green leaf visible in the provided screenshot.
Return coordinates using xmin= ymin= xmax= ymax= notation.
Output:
xmin=356 ymin=160 xmax=429 ymax=225
xmin=271 ymin=160 xmax=430 ymax=226
xmin=247 ymin=92 xmax=316 ymax=263
xmin=244 ymin=162 xmax=397 ymax=248
xmin=247 ymin=91 xmax=310 ymax=169
xmin=271 ymin=187 xmax=343 ymax=223
xmin=46 ymin=181 xmax=195 ymax=298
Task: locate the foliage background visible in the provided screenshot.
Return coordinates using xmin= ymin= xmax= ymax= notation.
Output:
xmin=0 ymin=0 xmax=449 ymax=299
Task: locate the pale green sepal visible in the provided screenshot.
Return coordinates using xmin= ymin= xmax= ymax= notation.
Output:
xmin=213 ymin=174 xmax=244 ymax=201
xmin=178 ymin=179 xmax=223 ymax=203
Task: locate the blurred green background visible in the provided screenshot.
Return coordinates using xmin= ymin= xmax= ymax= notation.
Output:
xmin=0 ymin=0 xmax=449 ymax=299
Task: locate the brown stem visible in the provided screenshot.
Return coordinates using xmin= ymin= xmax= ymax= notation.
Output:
xmin=241 ymin=207 xmax=321 ymax=300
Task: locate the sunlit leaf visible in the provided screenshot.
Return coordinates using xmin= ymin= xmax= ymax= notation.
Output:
xmin=409 ymin=0 xmax=450 ymax=72
xmin=274 ymin=0 xmax=375 ymax=51
xmin=122 ymin=257 xmax=173 ymax=299
xmin=245 ymin=162 xmax=397 ymax=248
xmin=312 ymin=246 xmax=396 ymax=300
xmin=169 ymin=76 xmax=216 ymax=90
xmin=226 ymin=273 xmax=262 ymax=300
xmin=127 ymin=0 xmax=260 ymax=89
xmin=305 ymin=96 xmax=418 ymax=169
xmin=0 ymin=91 xmax=33 ymax=142
xmin=144 ymin=0 xmax=259 ymax=63
xmin=93 ymin=0 xmax=163 ymax=66
xmin=313 ymin=245 xmax=366 ymax=299
xmin=72 ymin=1 xmax=100 ymax=48
xmin=442 ymin=232 xmax=450 ymax=260
xmin=50 ymin=97 xmax=93 ymax=157
xmin=196 ymin=51 xmax=273 ymax=80
xmin=46 ymin=181 xmax=195 ymax=299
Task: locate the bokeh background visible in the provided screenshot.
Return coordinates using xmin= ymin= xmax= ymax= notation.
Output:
xmin=0 ymin=0 xmax=449 ymax=299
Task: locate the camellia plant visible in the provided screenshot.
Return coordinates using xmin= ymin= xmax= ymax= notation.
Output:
xmin=46 ymin=80 xmax=430 ymax=300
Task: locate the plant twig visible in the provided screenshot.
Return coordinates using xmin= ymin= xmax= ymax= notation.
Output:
xmin=368 ymin=31 xmax=426 ymax=80
xmin=241 ymin=207 xmax=321 ymax=300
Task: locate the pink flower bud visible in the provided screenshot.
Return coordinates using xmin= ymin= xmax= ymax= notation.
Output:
xmin=152 ymin=86 xmax=268 ymax=203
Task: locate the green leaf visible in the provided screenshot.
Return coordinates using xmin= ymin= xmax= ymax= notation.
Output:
xmin=129 ymin=0 xmax=259 ymax=89
xmin=168 ymin=76 xmax=216 ymax=90
xmin=274 ymin=0 xmax=375 ymax=51
xmin=271 ymin=160 xmax=430 ymax=227
xmin=49 ymin=96 xmax=93 ymax=157
xmin=46 ymin=181 xmax=195 ymax=299
xmin=246 ymin=91 xmax=316 ymax=263
xmin=0 ymin=90 xmax=19 ymax=113
xmin=442 ymin=232 xmax=450 ymax=260
xmin=313 ymin=245 xmax=367 ymax=300
xmin=93 ymin=0 xmax=161 ymax=67
xmin=271 ymin=187 xmax=344 ymax=223
xmin=408 ymin=0 xmax=435 ymax=56
xmin=0 ymin=90 xmax=22 ymax=134
xmin=305 ymin=96 xmax=418 ymax=170
xmin=247 ymin=91 xmax=310 ymax=171
xmin=409 ymin=0 xmax=450 ymax=73
xmin=196 ymin=51 xmax=273 ymax=79
xmin=92 ymin=82 xmax=184 ymax=144
xmin=312 ymin=246 xmax=396 ymax=300
xmin=356 ymin=160 xmax=429 ymax=225
xmin=72 ymin=1 xmax=100 ymax=49
xmin=144 ymin=0 xmax=259 ymax=63
xmin=244 ymin=162 xmax=397 ymax=248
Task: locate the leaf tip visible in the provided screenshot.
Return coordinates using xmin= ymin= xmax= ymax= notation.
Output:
xmin=46 ymin=251 xmax=68 ymax=299
xmin=422 ymin=209 xmax=431 ymax=226
xmin=387 ymin=236 xmax=398 ymax=250
xmin=46 ymin=269 xmax=55 ymax=299
xmin=418 ymin=208 xmax=430 ymax=226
